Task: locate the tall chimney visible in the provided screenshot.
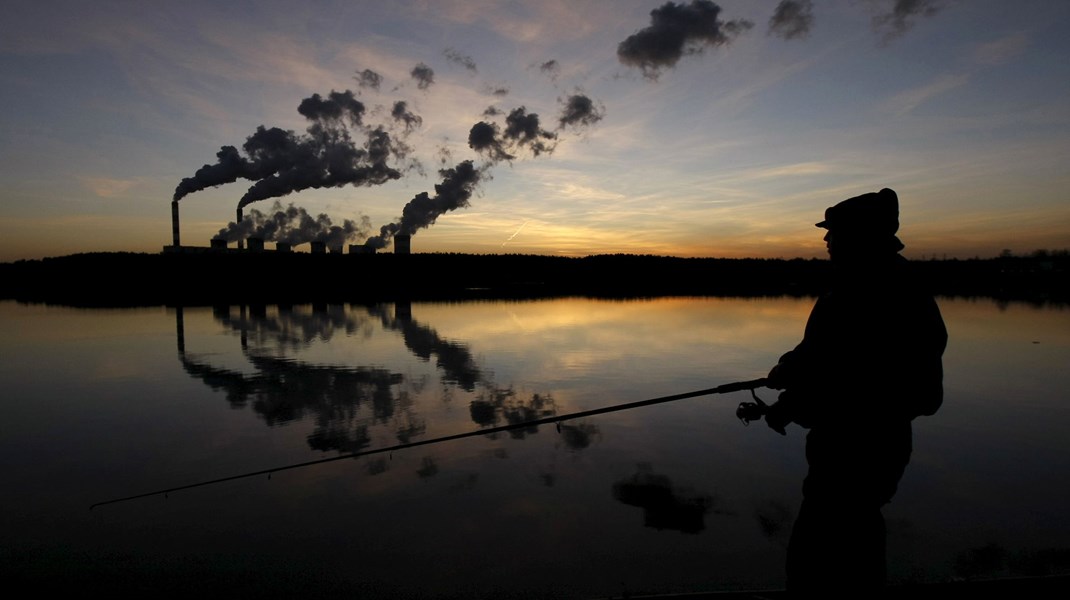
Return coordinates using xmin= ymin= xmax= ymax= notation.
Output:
xmin=394 ymin=234 xmax=411 ymax=255
xmin=171 ymin=201 xmax=180 ymax=247
xmin=236 ymin=207 xmax=244 ymax=250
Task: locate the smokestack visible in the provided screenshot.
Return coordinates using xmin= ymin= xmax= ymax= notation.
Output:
xmin=248 ymin=237 xmax=265 ymax=252
xmin=236 ymin=207 xmax=245 ymax=250
xmin=394 ymin=234 xmax=411 ymax=255
xmin=171 ymin=201 xmax=180 ymax=247
xmin=310 ymin=241 xmax=326 ymax=254
xmin=276 ymin=242 xmax=292 ymax=253
xmin=329 ymin=244 xmax=343 ymax=254
xmin=349 ymin=244 xmax=375 ymax=255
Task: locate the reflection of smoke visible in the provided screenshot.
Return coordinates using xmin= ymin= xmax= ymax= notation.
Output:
xmin=179 ymin=354 xmax=403 ymax=428
xmin=617 ymin=0 xmax=753 ymax=79
xmin=469 ymin=389 xmax=557 ymax=440
xmin=443 ymin=48 xmax=477 ymax=72
xmin=214 ymin=303 xmax=367 ymax=349
xmin=354 ymin=68 xmax=383 ymax=90
xmin=411 ymin=62 xmax=435 ymax=90
xmin=873 ymin=0 xmax=946 ymax=41
xmin=769 ymin=0 xmax=814 ymax=40
xmin=754 ymin=500 xmax=794 ymax=542
xmin=364 ymin=160 xmax=485 ymax=250
xmin=612 ymin=466 xmax=723 ymax=534
xmin=213 ymin=202 xmax=372 ymax=246
xmin=173 ymin=89 xmax=408 ymax=209
xmin=558 ymin=423 xmax=600 ymax=451
xmin=369 ymin=304 xmax=484 ymax=391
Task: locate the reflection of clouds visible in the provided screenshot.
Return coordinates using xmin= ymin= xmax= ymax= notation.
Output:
xmin=612 ymin=464 xmax=729 ymax=534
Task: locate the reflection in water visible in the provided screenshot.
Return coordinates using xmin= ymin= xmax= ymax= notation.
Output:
xmin=612 ymin=464 xmax=728 ymax=534
xmin=175 ymin=302 xmax=564 ymax=462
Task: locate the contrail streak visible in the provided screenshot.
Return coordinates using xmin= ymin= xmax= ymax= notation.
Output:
xmin=502 ymin=219 xmax=529 ymax=246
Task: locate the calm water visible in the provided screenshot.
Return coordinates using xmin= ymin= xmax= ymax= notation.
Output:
xmin=2 ymin=297 xmax=1068 ymax=597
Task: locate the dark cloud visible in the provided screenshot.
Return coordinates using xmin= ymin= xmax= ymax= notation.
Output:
xmin=558 ymin=94 xmax=605 ymax=128
xmin=482 ymin=106 xmax=503 ymax=117
xmin=214 ymin=201 xmax=371 ymax=247
xmin=364 ymin=160 xmax=485 ymax=249
xmin=617 ymin=0 xmax=754 ymax=79
xmin=873 ymin=0 xmax=945 ymax=41
xmin=354 ymin=68 xmax=383 ymax=91
xmin=391 ymin=100 xmax=423 ymax=130
xmin=485 ymin=85 xmax=510 ymax=97
xmin=411 ymin=62 xmax=435 ymax=90
xmin=769 ymin=0 xmax=814 ymax=40
xmin=443 ymin=47 xmax=477 ymax=72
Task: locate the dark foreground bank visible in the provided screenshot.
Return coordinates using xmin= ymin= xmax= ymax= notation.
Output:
xmin=1 ymin=251 xmax=1066 ymax=306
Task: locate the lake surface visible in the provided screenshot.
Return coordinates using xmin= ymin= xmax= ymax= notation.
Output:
xmin=2 ymin=296 xmax=1068 ymax=597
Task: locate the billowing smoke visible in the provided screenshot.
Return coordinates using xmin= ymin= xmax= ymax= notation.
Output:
xmin=391 ymin=101 xmax=423 ymax=130
xmin=769 ymin=0 xmax=814 ymax=40
xmin=503 ymin=107 xmax=556 ymax=157
xmin=237 ymin=125 xmax=404 ymax=209
xmin=443 ymin=47 xmax=477 ymax=72
xmin=173 ymin=89 xmax=409 ymax=208
xmin=297 ymin=89 xmax=364 ymax=124
xmin=558 ymin=94 xmax=605 ymax=128
xmin=468 ymin=121 xmax=514 ymax=162
xmin=214 ymin=201 xmax=372 ymax=247
xmin=364 ymin=160 xmax=485 ymax=250
xmin=354 ymin=68 xmax=383 ymax=90
xmin=468 ymin=106 xmax=557 ymax=163
xmin=537 ymin=59 xmax=560 ymax=81
xmin=617 ymin=0 xmax=754 ymax=79
xmin=411 ymin=62 xmax=435 ymax=90
xmin=873 ymin=0 xmax=945 ymax=41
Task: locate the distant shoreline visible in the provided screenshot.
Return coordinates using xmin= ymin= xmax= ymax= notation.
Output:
xmin=1 ymin=251 xmax=1066 ymax=307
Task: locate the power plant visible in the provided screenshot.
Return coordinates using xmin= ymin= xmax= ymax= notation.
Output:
xmin=166 ymin=196 xmax=421 ymax=252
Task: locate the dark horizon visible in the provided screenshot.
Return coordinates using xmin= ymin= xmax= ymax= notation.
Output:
xmin=2 ymin=250 xmax=1066 ymax=308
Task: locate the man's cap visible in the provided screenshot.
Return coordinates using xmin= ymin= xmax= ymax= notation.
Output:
xmin=816 ymin=188 xmax=899 ymax=235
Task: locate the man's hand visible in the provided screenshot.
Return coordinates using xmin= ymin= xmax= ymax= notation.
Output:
xmin=764 ymin=400 xmax=790 ymax=436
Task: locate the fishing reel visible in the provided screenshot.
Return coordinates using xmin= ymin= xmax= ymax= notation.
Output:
xmin=735 ymin=388 xmax=769 ymax=426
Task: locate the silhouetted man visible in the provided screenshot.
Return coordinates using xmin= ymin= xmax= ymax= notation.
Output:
xmin=763 ymin=188 xmax=946 ymax=592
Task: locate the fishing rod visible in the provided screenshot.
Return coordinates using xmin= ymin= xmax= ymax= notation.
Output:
xmin=90 ymin=377 xmax=770 ymax=510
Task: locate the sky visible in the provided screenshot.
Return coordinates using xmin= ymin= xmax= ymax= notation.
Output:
xmin=1 ymin=0 xmax=1068 ymax=262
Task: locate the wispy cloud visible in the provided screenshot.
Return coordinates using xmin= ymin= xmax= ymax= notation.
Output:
xmin=973 ymin=32 xmax=1029 ymax=66
xmin=880 ymin=72 xmax=971 ymax=116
